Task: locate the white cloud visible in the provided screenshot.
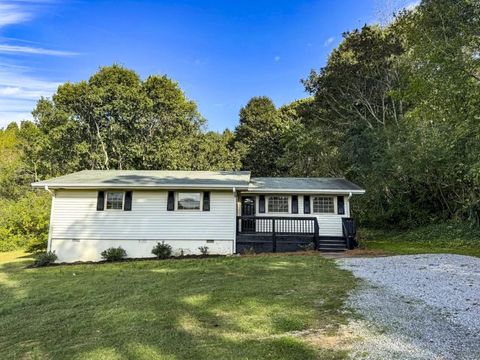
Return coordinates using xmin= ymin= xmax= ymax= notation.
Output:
xmin=0 ymin=1 xmax=77 ymax=127
xmin=0 ymin=111 xmax=32 ymax=125
xmin=324 ymin=37 xmax=335 ymax=47
xmin=0 ymin=44 xmax=78 ymax=56
xmin=0 ymin=63 xmax=61 ymax=127
xmin=274 ymin=55 xmax=280 ymax=62
xmin=0 ymin=3 xmax=32 ymax=27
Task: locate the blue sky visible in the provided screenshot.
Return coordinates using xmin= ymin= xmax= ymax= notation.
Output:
xmin=0 ymin=0 xmax=417 ymax=131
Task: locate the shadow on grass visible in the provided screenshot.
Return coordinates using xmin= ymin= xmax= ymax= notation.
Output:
xmin=0 ymin=255 xmax=355 ymax=360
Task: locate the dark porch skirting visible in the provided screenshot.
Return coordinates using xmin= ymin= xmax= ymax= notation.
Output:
xmin=236 ymin=233 xmax=314 ymax=253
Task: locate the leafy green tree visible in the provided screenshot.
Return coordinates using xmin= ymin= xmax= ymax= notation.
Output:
xmin=30 ymin=65 xmax=220 ymax=175
xmin=0 ymin=191 xmax=50 ymax=252
xmin=234 ymin=96 xmax=291 ymax=176
xmin=395 ymin=0 xmax=480 ymax=224
xmin=0 ymin=123 xmax=23 ymax=199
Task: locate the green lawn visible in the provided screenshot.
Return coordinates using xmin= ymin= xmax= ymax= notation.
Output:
xmin=359 ymin=223 xmax=480 ymax=257
xmin=0 ymin=252 xmax=356 ymax=360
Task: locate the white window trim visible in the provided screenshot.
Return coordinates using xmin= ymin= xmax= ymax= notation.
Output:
xmin=176 ymin=191 xmax=203 ymax=211
xmin=266 ymin=195 xmax=290 ymax=214
xmin=105 ymin=191 xmax=125 ymax=211
xmin=311 ymin=195 xmax=336 ymax=214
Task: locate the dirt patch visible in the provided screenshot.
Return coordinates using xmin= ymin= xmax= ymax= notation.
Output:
xmin=299 ymin=325 xmax=361 ymax=350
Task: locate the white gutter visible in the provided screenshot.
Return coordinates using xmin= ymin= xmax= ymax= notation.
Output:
xmin=246 ymin=188 xmax=365 ymax=194
xmin=32 ymin=183 xmax=250 ymax=190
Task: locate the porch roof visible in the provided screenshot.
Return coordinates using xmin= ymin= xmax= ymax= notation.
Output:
xmin=248 ymin=177 xmax=365 ymax=194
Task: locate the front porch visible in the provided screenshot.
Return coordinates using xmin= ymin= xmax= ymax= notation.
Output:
xmin=235 ymin=216 xmax=357 ymax=253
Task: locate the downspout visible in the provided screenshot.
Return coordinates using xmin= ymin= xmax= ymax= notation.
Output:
xmin=347 ymin=192 xmax=352 ymax=217
xmin=45 ymin=185 xmax=55 ymax=252
xmin=232 ymin=187 xmax=236 ymax=255
xmin=346 ymin=192 xmax=354 ymax=250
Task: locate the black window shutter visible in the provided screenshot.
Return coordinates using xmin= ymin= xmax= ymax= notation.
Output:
xmin=203 ymin=191 xmax=210 ymax=211
xmin=291 ymin=195 xmax=298 ymax=214
xmin=303 ymin=195 xmax=310 ymax=214
xmin=337 ymin=196 xmax=345 ymax=215
xmin=124 ymin=191 xmax=132 ymax=211
xmin=97 ymin=191 xmax=105 ymax=211
xmin=167 ymin=191 xmax=175 ymax=211
xmin=259 ymin=195 xmax=265 ymax=213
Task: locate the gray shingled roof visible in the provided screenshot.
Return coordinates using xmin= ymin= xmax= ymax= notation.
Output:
xmin=249 ymin=177 xmax=365 ymax=193
xmin=32 ymin=170 xmax=251 ymax=189
xmin=32 ymin=171 xmax=364 ymax=193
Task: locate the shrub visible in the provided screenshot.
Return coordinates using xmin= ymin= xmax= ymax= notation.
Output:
xmin=152 ymin=241 xmax=172 ymax=259
xmin=0 ymin=191 xmax=50 ymax=252
xmin=101 ymin=247 xmax=127 ymax=261
xmin=34 ymin=251 xmax=57 ymax=267
xmin=198 ymin=246 xmax=209 ymax=256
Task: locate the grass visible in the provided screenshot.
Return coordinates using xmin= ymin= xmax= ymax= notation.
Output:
xmin=0 ymin=251 xmax=356 ymax=360
xmin=359 ymin=223 xmax=480 ymax=257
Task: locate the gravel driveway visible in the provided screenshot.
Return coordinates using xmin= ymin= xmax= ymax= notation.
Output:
xmin=337 ymin=254 xmax=480 ymax=360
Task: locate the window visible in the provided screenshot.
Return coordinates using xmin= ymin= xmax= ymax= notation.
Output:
xmin=267 ymin=196 xmax=289 ymax=213
xmin=106 ymin=191 xmax=124 ymax=210
xmin=312 ymin=196 xmax=334 ymax=213
xmin=177 ymin=192 xmax=201 ymax=210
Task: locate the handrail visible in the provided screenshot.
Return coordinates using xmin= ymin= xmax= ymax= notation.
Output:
xmin=236 ymin=216 xmax=319 ymax=234
xmin=342 ymin=217 xmax=357 ymax=250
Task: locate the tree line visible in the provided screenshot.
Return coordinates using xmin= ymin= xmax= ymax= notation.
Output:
xmin=1 ymin=0 xmax=478 ymax=252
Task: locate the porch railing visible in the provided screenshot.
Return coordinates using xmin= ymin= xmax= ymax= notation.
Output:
xmin=236 ymin=216 xmax=320 ymax=251
xmin=342 ymin=217 xmax=357 ymax=250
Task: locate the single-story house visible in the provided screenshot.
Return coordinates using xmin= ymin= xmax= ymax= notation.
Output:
xmin=32 ymin=170 xmax=365 ymax=262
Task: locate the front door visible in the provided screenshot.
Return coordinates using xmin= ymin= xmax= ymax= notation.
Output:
xmin=241 ymin=196 xmax=256 ymax=232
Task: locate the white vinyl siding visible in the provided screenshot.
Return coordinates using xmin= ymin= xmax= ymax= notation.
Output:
xmin=51 ymin=190 xmax=235 ymax=241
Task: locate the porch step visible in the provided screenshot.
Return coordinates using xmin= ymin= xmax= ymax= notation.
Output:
xmin=319 ymin=247 xmax=347 ymax=252
xmin=318 ymin=238 xmax=347 ymax=252
xmin=320 ymin=239 xmax=346 ymax=244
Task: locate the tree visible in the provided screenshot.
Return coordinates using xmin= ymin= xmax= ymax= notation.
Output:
xmin=277 ymin=98 xmax=343 ymax=176
xmin=394 ymin=0 xmax=480 ymax=224
xmin=30 ymin=65 xmax=213 ymax=175
xmin=0 ymin=123 xmax=24 ymax=199
xmin=234 ymin=96 xmax=291 ymax=176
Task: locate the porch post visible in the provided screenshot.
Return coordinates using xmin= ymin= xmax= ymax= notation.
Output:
xmin=272 ymin=218 xmax=277 ymax=252
xmin=314 ymin=219 xmax=319 ymax=250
